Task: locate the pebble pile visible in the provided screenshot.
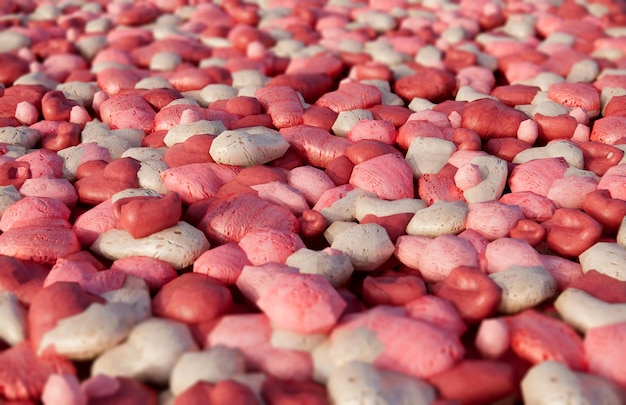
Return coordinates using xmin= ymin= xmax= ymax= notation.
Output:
xmin=1 ymin=0 xmax=626 ymax=403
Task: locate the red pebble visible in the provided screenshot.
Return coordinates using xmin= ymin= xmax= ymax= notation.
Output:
xmin=175 ymin=380 xmax=259 ymax=405
xmin=508 ymin=219 xmax=545 ymax=247
xmin=584 ymin=323 xmax=626 ymax=389
xmin=394 ymin=68 xmax=456 ymax=103
xmin=428 ymin=360 xmax=516 ymax=404
xmin=109 ymin=257 xmax=177 ymax=291
xmin=542 ymin=208 xmax=602 ymax=257
xmin=299 ymin=209 xmax=328 ymax=238
xmin=41 ymin=122 xmax=81 ymax=151
xmin=418 ymin=173 xmax=465 ymax=205
xmin=491 ymin=84 xmax=540 ymax=107
xmin=462 ymin=99 xmax=529 ymax=140
xmin=568 ymin=270 xmax=626 ymax=304
xmin=0 ymin=342 xmax=75 ymax=401
xmin=362 ymin=274 xmax=427 ymax=307
xmin=0 ymin=255 xmax=48 ymax=305
xmin=325 ymin=155 xmax=354 ymax=186
xmin=113 ymin=192 xmax=183 ymax=239
xmin=152 ymin=273 xmax=233 ymax=324
xmin=505 ymin=309 xmax=586 ymax=371
xmin=268 ymin=74 xmax=334 ymax=104
xmin=583 ymin=189 xmax=626 ymax=235
xmin=302 ymin=105 xmax=338 ymax=132
xmin=41 ymin=91 xmax=78 ymax=122
xmin=28 ymin=282 xmax=104 ymax=352
xmin=484 ymin=138 xmax=532 ymax=162
xmin=0 ymin=53 xmax=29 ymax=86
xmin=0 ymin=161 xmax=30 ymax=189
xmin=261 ymin=377 xmax=330 ymax=405
xmin=579 ymin=141 xmax=624 ymax=176
xmin=367 ymin=105 xmax=412 ymax=128
xmin=345 ymin=139 xmax=403 ymax=165
xmin=535 ymin=113 xmax=578 ymax=143
xmin=430 ymin=266 xmax=502 ymax=324
xmin=75 ymin=158 xmax=141 ymax=205
xmin=315 ymin=81 xmax=381 ymax=113
xmin=88 ymin=377 xmax=158 ymax=405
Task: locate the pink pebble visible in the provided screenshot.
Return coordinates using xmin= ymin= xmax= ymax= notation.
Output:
xmin=585 ymin=322 xmax=626 ymax=389
xmin=238 ymin=228 xmax=305 ymax=266
xmin=19 ymin=177 xmax=78 ymax=208
xmin=540 ymin=254 xmax=583 ymax=290
xmin=16 ymin=149 xmax=63 ymax=179
xmin=193 ymin=242 xmax=251 ymax=285
xmin=509 ymin=157 xmax=569 ymax=197
xmin=109 ymin=256 xmax=177 ymax=291
xmin=44 ymin=258 xmax=126 ymax=296
xmin=255 ymin=85 xmax=304 ymax=129
xmin=15 ymin=101 xmax=39 ymax=125
xmin=454 ymin=163 xmax=483 ymax=190
xmin=485 ymin=238 xmax=544 ymax=274
xmin=475 ymin=318 xmax=510 ymax=359
xmin=250 ymin=181 xmax=310 ymax=216
xmin=405 ymin=295 xmax=467 ymax=336
xmin=287 ymin=166 xmax=335 ymax=206
xmin=72 ymin=199 xmax=116 ymax=247
xmin=499 ymin=191 xmax=556 ymax=222
xmin=547 ymin=175 xmax=598 ymax=209
xmin=280 ymin=125 xmax=353 ymax=168
xmin=517 ymin=119 xmax=538 ymax=144
xmin=161 ymin=163 xmax=238 ymax=205
xmin=315 ymin=81 xmax=381 ymax=113
xmin=42 ymin=374 xmax=86 ymax=405
xmin=396 ymin=234 xmax=479 ymax=283
xmin=349 ymin=153 xmax=414 ymax=200
xmin=0 ymin=196 xmax=70 ymax=232
xmin=346 ymin=119 xmax=397 ymax=145
xmin=590 ymin=116 xmax=626 ymax=145
xmin=99 ymin=94 xmax=156 ymax=133
xmin=466 ymin=201 xmax=524 ymax=240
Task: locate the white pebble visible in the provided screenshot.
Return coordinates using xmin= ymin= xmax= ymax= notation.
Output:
xmin=138 ymin=160 xmax=169 ymax=194
xmin=320 ymin=188 xmax=376 ymax=224
xmin=170 ymin=346 xmax=246 ymax=396
xmin=57 ymin=81 xmax=98 ymax=107
xmin=408 ymin=98 xmax=436 ymax=112
xmin=0 ymin=126 xmax=40 ymax=149
xmin=521 ymin=361 xmax=586 ymax=404
xmin=210 ymin=127 xmax=290 ymax=166
xmin=617 ymin=217 xmax=626 ymax=247
xmin=415 ymin=45 xmax=443 ymax=68
xmin=0 ymin=292 xmax=25 ymax=346
xmin=0 ymin=186 xmax=22 ymax=216
xmin=164 ymin=120 xmax=225 ymax=147
xmin=150 ymin=52 xmax=182 ymax=71
xmin=270 ymin=328 xmax=326 ymax=352
xmin=91 ymin=221 xmax=210 ymax=270
xmin=405 ymin=137 xmax=456 ymax=177
xmin=462 ymin=155 xmax=508 ymax=204
xmin=286 ymin=248 xmax=354 ymax=287
xmin=135 ymin=76 xmax=174 ymax=90
xmin=329 ymin=223 xmax=395 ymax=271
xmin=405 ymin=200 xmax=469 ymax=237
xmin=555 ymin=288 xmax=626 ymax=333
xmin=121 ymin=147 xmax=166 ymax=163
xmin=579 ymin=242 xmax=626 ymax=281
xmin=231 ymin=70 xmax=268 ymax=89
xmin=513 ymin=140 xmax=584 ymax=169
xmin=110 ymin=188 xmax=161 ymax=204
xmin=567 ymin=59 xmax=599 ymax=83
xmin=0 ymin=31 xmax=30 ymax=53
xmin=14 ymin=72 xmax=59 ymax=89
xmin=489 ymin=265 xmax=558 ymax=314
xmin=92 ymin=318 xmax=198 ymax=385
xmin=353 ymin=194 xmax=426 ymax=221
xmin=332 ymin=109 xmax=374 ymax=137
xmin=200 ymin=83 xmax=238 ymax=104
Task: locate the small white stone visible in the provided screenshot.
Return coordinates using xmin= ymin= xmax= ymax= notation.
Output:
xmin=405 ymin=200 xmax=469 ymax=237
xmin=110 ymin=188 xmax=161 ymax=204
xmin=408 ymin=98 xmax=436 ymax=112
xmin=209 ymin=127 xmax=289 ymax=166
xmin=489 ymin=265 xmax=558 ymax=314
xmin=170 ymin=346 xmax=247 ymax=396
xmin=231 ymin=69 xmax=268 ymax=89
xmin=580 ymin=242 xmax=626 ymax=281
xmin=92 ymin=318 xmax=198 ymax=385
xmin=521 ymin=361 xmax=586 ymax=405
xmin=555 ymin=288 xmax=626 ymax=333
xmin=0 ymin=186 xmax=21 ymax=216
xmin=0 ymin=126 xmax=40 ymax=149
xmin=331 ymin=109 xmax=374 ymax=137
xmin=150 ymin=52 xmax=182 ymax=71
xmin=462 ymin=155 xmax=508 ymax=204
xmin=320 ymin=188 xmax=376 ymax=224
xmin=513 ymin=140 xmax=584 ymax=169
xmin=91 ymin=221 xmax=210 ymax=269
xmin=121 ymin=147 xmax=166 ymax=163
xmin=405 ymin=137 xmax=456 ymax=177
xmin=135 ymin=76 xmax=174 ymax=90
xmin=164 ymin=120 xmax=226 ymax=147
xmin=270 ymin=328 xmax=326 ymax=352
xmin=353 ymin=195 xmax=426 ymax=221
xmin=286 ymin=248 xmax=354 ymax=287
xmin=199 ymin=83 xmax=238 ymax=104
xmin=57 ymin=81 xmax=99 ymax=107
xmin=0 ymin=292 xmax=25 ymax=346
xmin=0 ymin=31 xmax=30 ymax=53
xmin=330 ymin=223 xmax=395 ymax=271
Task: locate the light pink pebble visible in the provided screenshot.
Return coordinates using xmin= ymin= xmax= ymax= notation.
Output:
xmin=509 ymin=157 xmax=569 ymax=197
xmin=485 ymin=238 xmax=544 ymax=274
xmin=257 ymin=272 xmax=346 ymax=334
xmin=337 ymin=306 xmax=465 ymax=379
xmin=346 ymin=119 xmax=397 ymax=145
xmin=19 ymin=177 xmax=78 ymax=208
xmin=590 ymin=116 xmax=626 ymax=145
xmin=208 ymin=313 xmax=272 ymax=349
xmin=72 ymin=199 xmax=116 ymax=247
xmin=585 ymin=322 xmax=626 ymax=389
xmin=42 ymin=374 xmax=87 ymax=405
xmin=547 ymin=175 xmax=598 ymax=209
xmin=475 ymin=318 xmax=510 ymax=360
xmin=405 ymin=295 xmax=467 ymax=336
xmin=160 ymin=163 xmax=234 ymax=205
xmin=597 ymin=164 xmax=626 ymax=201
xmin=569 ymin=107 xmax=589 ymax=125
xmin=287 ymin=166 xmax=335 ymax=206
xmin=396 ymin=234 xmax=478 ymax=283
xmin=238 ymin=228 xmax=305 ymax=266
xmin=315 ymin=81 xmax=382 ymax=113
xmin=517 ymin=119 xmax=538 ymax=144
xmin=154 ymin=104 xmax=238 ymax=132
xmin=466 ymin=201 xmax=524 ymax=241
xmin=236 ymin=263 xmax=299 ymax=304
xmin=44 ymin=258 xmax=126 ymax=296
xmin=280 ymin=125 xmax=353 ymax=168
xmin=447 ymin=150 xmax=489 ymax=169
xmin=80 ymin=374 xmax=120 ymax=399
xmin=454 ymin=163 xmax=483 ymax=191
xmin=69 ymin=105 xmax=91 ymax=127
xmin=0 ymin=196 xmax=70 ymax=232
xmin=540 ymin=255 xmax=583 ymax=290
xmin=311 ymin=184 xmax=355 ymax=212
xmin=250 ymin=181 xmax=310 ymax=216
xmin=110 ymin=256 xmax=177 ymax=290
xmin=406 ymin=110 xmax=451 ymax=127
xmin=571 ymin=123 xmax=590 ymax=143
xmin=15 ymin=101 xmax=39 ymax=125
xmin=349 ymin=153 xmax=414 ymax=200
xmin=16 ymin=149 xmax=63 ymax=178
xmin=193 ymin=243 xmax=251 ymax=285
xmin=255 ymin=85 xmax=304 ymax=129
xmin=91 ymin=91 xmax=109 ymax=114
xmin=448 ymin=111 xmax=462 ymax=128
xmin=499 ymin=191 xmax=556 ymax=222
xmin=99 ymin=94 xmax=156 ymax=133
xmin=458 ymin=229 xmax=489 ymax=273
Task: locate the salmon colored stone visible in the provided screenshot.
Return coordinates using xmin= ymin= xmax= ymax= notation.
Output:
xmin=462 ymin=98 xmax=529 ymax=140
xmin=509 ymin=219 xmax=545 ymax=247
xmin=0 ymin=254 xmax=48 ymax=305
xmin=580 ymin=142 xmax=624 ymax=176
xmin=110 ymin=257 xmax=177 ymax=291
xmin=362 ymin=274 xmax=427 ymax=307
xmin=585 ymin=322 xmax=626 ymax=389
xmin=113 ymin=192 xmax=182 ymax=239
xmin=491 ymin=84 xmax=540 ymax=107
xmin=542 ymin=208 xmax=602 ymax=257
xmin=281 ymin=125 xmax=353 ymax=168
xmin=152 ymin=273 xmax=233 ymax=324
xmin=315 ymin=81 xmax=381 ymax=113
xmin=568 ymin=270 xmax=626 ymax=304
xmin=393 ymin=68 xmax=456 ymax=103
xmin=75 ymin=158 xmax=141 ymax=205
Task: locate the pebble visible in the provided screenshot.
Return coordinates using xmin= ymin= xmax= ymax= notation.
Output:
xmin=91 ymin=221 xmax=210 ymax=269
xmin=489 ymin=265 xmax=558 ymax=314
xmin=286 ymin=248 xmax=354 ymax=288
xmin=0 ymin=291 xmax=26 ymax=346
xmin=210 ymin=127 xmax=290 ymax=166
xmin=555 ymin=288 xmax=626 ymax=333
xmin=405 ymin=200 xmax=469 ymax=237
xmin=328 ymin=222 xmax=395 ymax=271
